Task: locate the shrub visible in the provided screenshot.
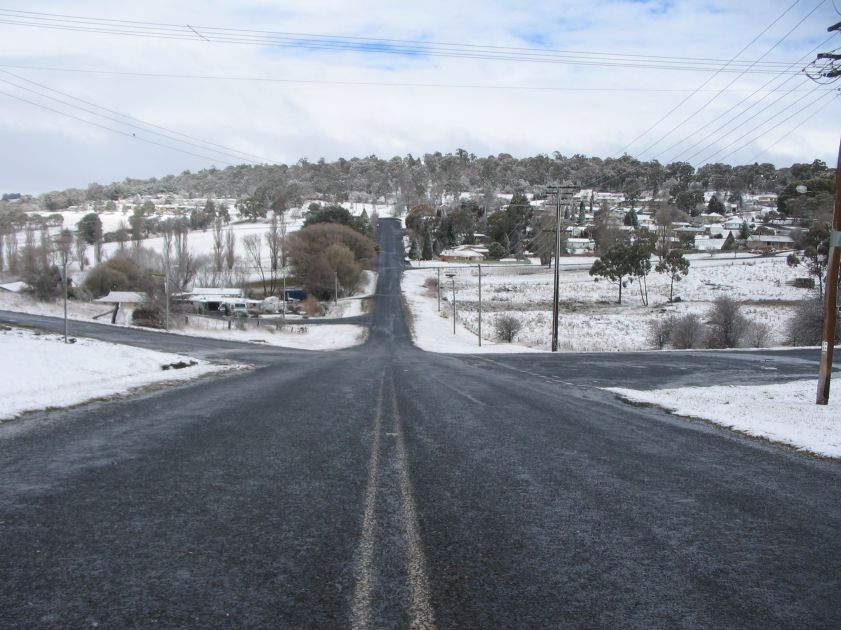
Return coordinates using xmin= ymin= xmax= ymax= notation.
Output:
xmin=300 ymin=295 xmax=323 ymax=317
xmin=288 ymin=223 xmax=375 ymax=300
xmin=131 ymin=306 xmax=163 ymax=328
xmin=495 ymin=314 xmax=522 ymax=342
xmin=24 ymin=265 xmax=62 ymax=301
xmin=487 ymin=242 xmax=507 ymax=259
xmin=742 ymin=321 xmax=771 ymax=348
xmin=83 ymin=254 xmax=148 ymax=298
xmin=647 ymin=316 xmax=674 ymax=350
xmin=669 ymin=313 xmax=706 ymax=349
xmin=786 ymin=296 xmax=835 ymax=346
xmin=706 ymin=296 xmax=748 ymax=348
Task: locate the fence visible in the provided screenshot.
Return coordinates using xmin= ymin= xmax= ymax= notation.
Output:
xmin=180 ymin=314 xmax=309 ymax=334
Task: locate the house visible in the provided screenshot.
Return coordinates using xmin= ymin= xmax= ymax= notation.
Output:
xmin=565 ymin=238 xmax=595 ymax=254
xmin=95 ymin=291 xmax=146 ymax=325
xmin=746 ymin=234 xmax=795 ymax=251
xmin=694 ymin=236 xmax=728 ymax=251
xmin=439 ymin=247 xmax=485 ymax=262
xmin=176 ymin=287 xmax=245 ymax=313
xmin=723 ymin=216 xmax=754 ymax=232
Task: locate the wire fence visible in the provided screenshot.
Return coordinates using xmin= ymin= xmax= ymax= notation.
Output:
xmin=179 ymin=314 xmax=310 ymax=334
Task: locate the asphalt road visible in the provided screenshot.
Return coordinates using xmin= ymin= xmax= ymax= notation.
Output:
xmin=1 ymin=218 xmax=839 ymax=629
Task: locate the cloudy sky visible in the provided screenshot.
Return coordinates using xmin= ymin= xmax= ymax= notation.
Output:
xmin=0 ymin=0 xmax=839 ymax=194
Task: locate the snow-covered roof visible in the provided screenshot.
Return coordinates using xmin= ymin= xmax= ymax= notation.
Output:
xmin=189 ymin=287 xmax=243 ymax=296
xmin=747 ymin=235 xmax=794 ymax=243
xmin=0 ymin=281 xmax=29 ymax=293
xmin=95 ymin=291 xmax=146 ymax=303
xmin=440 ymin=248 xmax=484 ymax=258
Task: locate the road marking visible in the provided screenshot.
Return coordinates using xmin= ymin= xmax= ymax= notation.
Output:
xmin=350 ymin=372 xmax=385 ymax=630
xmin=428 ymin=375 xmax=484 ymax=406
xmin=391 ymin=379 xmax=436 ymax=630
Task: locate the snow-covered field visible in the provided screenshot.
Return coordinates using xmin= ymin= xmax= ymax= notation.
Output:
xmin=606 ymin=381 xmax=841 ymax=459
xmin=0 ymin=327 xmax=239 ymax=421
xmin=403 ymin=253 xmax=810 ymax=353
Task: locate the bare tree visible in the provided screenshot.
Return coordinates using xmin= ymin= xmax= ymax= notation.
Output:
xmin=242 ymin=234 xmax=266 ymax=294
xmin=5 ymin=230 xmax=19 ymax=273
xmin=39 ymin=223 xmax=53 ymax=269
xmin=0 ymin=220 xmax=5 ymax=272
xmin=224 ymin=228 xmax=236 ymax=271
xmin=172 ymin=222 xmax=196 ymax=291
xmin=74 ymin=230 xmax=88 ymax=270
xmin=116 ymin=220 xmax=129 ymax=250
xmin=265 ymin=213 xmax=282 ymax=293
xmin=212 ymin=218 xmax=224 ymax=273
xmin=55 ymin=229 xmax=73 ymax=266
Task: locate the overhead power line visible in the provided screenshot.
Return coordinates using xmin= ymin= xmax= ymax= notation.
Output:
xmin=653 ymin=34 xmax=835 ymax=163
xmin=0 ymin=8 xmax=809 ymax=73
xmin=0 ymin=69 xmax=279 ymax=165
xmin=0 ymin=88 xmax=237 ymax=166
xmin=710 ymin=90 xmax=838 ymax=163
xmin=632 ymin=0 xmax=827 ymax=159
xmin=612 ymin=0 xmax=810 ymax=157
xmin=749 ymin=91 xmax=840 ymax=161
xmin=0 ymin=62 xmax=826 ymax=93
xmin=695 ymin=86 xmax=837 ymax=164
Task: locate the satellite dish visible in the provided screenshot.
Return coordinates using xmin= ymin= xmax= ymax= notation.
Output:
xmin=795 ymin=185 xmax=808 ymax=194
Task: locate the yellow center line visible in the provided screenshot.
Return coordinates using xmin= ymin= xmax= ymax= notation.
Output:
xmin=350 ymin=372 xmax=385 ymax=630
xmin=391 ymin=377 xmax=436 ymax=630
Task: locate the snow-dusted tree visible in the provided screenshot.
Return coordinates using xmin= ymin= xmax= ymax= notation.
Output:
xmin=495 ymin=314 xmax=522 ymax=343
xmin=224 ymin=228 xmax=236 ymax=271
xmin=589 ymin=241 xmax=635 ymax=304
xmin=655 ymin=250 xmax=690 ymax=302
xmin=172 ymin=222 xmax=195 ymax=291
xmin=74 ymin=231 xmax=88 ymax=271
xmin=212 ymin=218 xmax=224 ymax=273
xmin=787 ymin=224 xmax=830 ymax=299
xmin=706 ymin=296 xmax=748 ymax=349
xmin=242 ymin=234 xmax=266 ymax=295
xmin=265 ymin=213 xmax=282 ymax=293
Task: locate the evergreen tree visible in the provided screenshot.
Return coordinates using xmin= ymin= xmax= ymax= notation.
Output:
xmin=589 ymin=241 xmax=635 ymax=304
xmin=421 ymin=232 xmax=433 ymax=260
xmin=707 ymin=195 xmax=725 ymax=214
xmin=655 ymin=249 xmax=690 ymax=302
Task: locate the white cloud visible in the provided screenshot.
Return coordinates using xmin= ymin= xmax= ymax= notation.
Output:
xmin=0 ymin=0 xmax=838 ymax=193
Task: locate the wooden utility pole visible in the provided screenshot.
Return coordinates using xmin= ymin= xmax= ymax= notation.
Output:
xmin=816 ymin=137 xmax=841 ymax=404
xmin=547 ymin=185 xmax=576 ymax=352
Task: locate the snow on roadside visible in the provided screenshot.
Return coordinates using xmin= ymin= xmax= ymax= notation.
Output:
xmin=0 ymin=327 xmax=241 ymax=421
xmin=169 ymin=320 xmax=367 ymax=350
xmin=0 ymin=291 xmax=368 ymax=351
xmin=401 ymin=254 xmax=808 ymax=353
xmin=401 ymin=270 xmax=536 ymax=353
xmin=605 ymin=380 xmax=841 ymax=459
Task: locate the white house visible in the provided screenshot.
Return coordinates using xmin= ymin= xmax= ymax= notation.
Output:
xmin=565 ymin=238 xmax=595 ymax=254
xmin=439 ymin=247 xmax=485 ymax=262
